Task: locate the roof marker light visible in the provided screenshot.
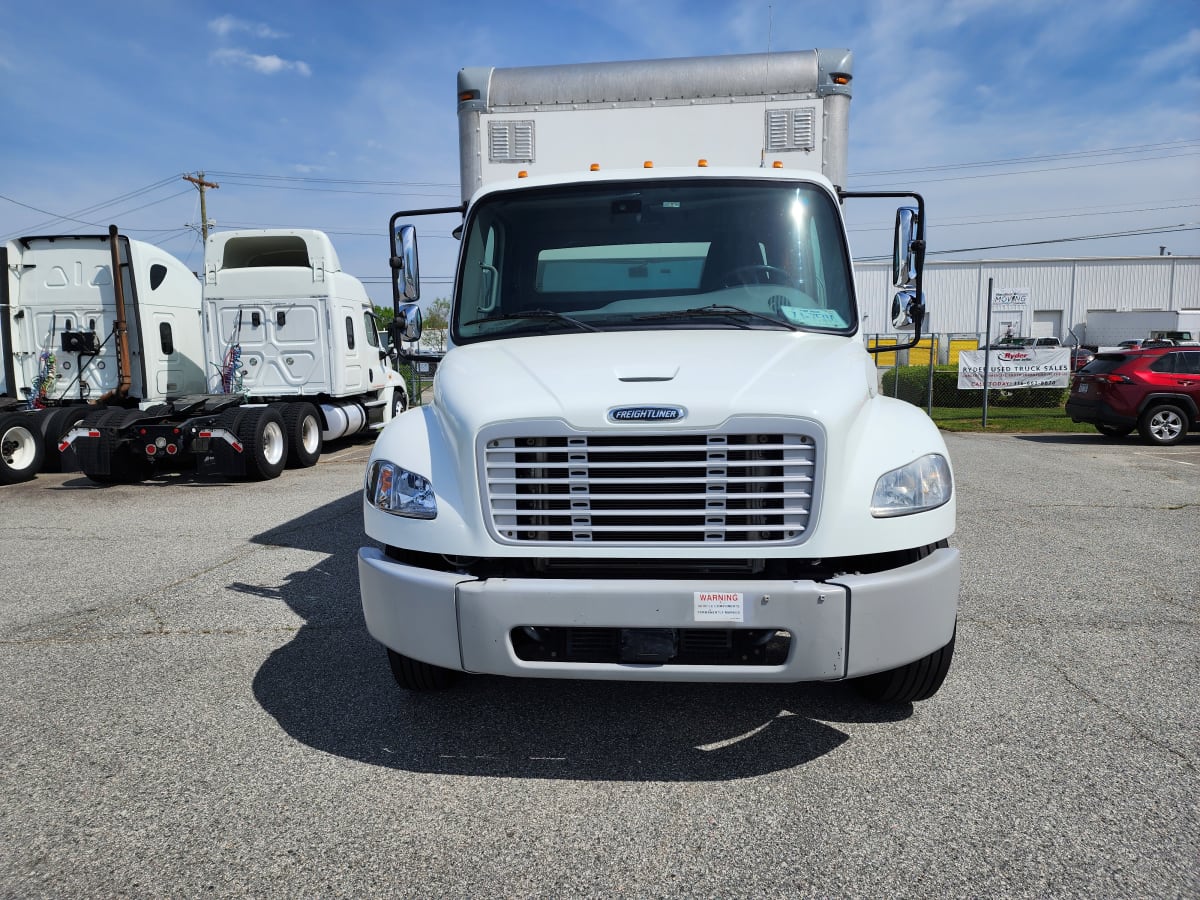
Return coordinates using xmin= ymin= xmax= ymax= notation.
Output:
xmin=772 ymin=160 xmax=784 ymax=169
xmin=831 ymin=73 xmax=851 ymax=85
xmin=518 ymin=170 xmax=528 ymax=178
xmin=643 ymin=161 xmax=654 ymax=168
xmin=697 ymin=159 xmax=708 ymax=167
xmin=590 ymin=163 xmax=601 ymax=171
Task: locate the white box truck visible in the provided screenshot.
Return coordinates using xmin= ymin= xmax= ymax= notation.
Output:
xmin=43 ymin=228 xmax=407 ymax=483
xmin=359 ymin=49 xmax=960 ymax=703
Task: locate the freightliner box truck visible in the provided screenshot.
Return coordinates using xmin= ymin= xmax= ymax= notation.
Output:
xmin=359 ymin=49 xmax=960 ymax=704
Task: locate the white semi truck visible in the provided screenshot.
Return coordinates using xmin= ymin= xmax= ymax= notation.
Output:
xmin=359 ymin=49 xmax=960 ymax=703
xmin=3 ymin=226 xmax=406 ymax=483
xmin=1 ymin=229 xmax=208 ymax=483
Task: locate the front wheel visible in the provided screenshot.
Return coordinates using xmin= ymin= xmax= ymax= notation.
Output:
xmin=386 ymin=648 xmax=459 ymax=690
xmin=1138 ymin=403 xmax=1189 ymax=446
xmin=854 ymin=629 xmax=955 ymax=704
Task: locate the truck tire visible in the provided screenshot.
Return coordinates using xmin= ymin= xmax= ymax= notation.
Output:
xmin=238 ymin=407 xmax=287 ymax=480
xmin=392 ymin=386 xmax=409 ymax=418
xmin=1137 ymin=403 xmax=1189 ymax=446
xmin=0 ymin=413 xmax=46 ymax=484
xmin=386 ymin=648 xmax=459 ymax=690
xmin=854 ymin=628 xmax=956 ymax=704
xmin=39 ymin=407 xmax=86 ymax=473
xmin=281 ymin=402 xmax=322 ymax=468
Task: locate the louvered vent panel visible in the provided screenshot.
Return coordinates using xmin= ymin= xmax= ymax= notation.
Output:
xmin=765 ymin=108 xmax=815 ymax=152
xmin=482 ymin=426 xmax=818 ymax=546
xmin=488 ymin=120 xmax=536 ymax=163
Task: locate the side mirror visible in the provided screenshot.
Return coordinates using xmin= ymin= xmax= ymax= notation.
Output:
xmin=891 ymin=290 xmax=926 ymax=330
xmin=892 ymin=207 xmax=922 ymax=289
xmin=390 ymin=224 xmax=421 ymax=302
xmin=388 ymin=302 xmax=423 ymax=349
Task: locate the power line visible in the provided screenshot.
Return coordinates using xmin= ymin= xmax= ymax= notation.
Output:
xmin=850 ymin=139 xmax=1200 ymax=178
xmin=848 ymin=149 xmax=1200 ymax=189
xmin=857 ymin=223 xmax=1200 ymax=260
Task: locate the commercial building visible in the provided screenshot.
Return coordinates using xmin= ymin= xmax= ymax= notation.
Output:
xmin=853 ymin=255 xmax=1200 ymax=345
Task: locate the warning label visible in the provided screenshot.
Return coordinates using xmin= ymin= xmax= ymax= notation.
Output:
xmin=694 ymin=591 xmax=745 ymax=622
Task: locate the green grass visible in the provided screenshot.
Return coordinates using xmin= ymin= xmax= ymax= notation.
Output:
xmin=929 ymin=406 xmax=1094 ymax=433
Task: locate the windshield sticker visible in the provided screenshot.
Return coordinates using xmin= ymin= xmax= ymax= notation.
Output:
xmin=780 ymin=306 xmax=847 ymax=328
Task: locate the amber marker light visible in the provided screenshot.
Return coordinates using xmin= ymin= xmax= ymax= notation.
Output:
xmin=697 ymin=159 xmax=708 ymax=167
xmin=772 ymin=160 xmax=784 ymax=168
xmin=518 ymin=170 xmax=529 ymax=178
xmin=831 ymin=73 xmax=851 ymax=85
xmin=590 ymin=163 xmax=601 ymax=171
xmin=644 ymin=160 xmax=654 ymax=168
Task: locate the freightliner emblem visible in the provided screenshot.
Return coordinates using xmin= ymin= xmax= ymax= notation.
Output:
xmin=608 ymin=405 xmax=687 ymax=423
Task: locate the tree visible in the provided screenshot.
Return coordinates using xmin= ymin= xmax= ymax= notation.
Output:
xmin=423 ymin=297 xmax=451 ymax=352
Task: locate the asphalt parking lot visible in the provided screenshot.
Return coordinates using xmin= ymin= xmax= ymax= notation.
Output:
xmin=1 ymin=431 xmax=1197 ymax=898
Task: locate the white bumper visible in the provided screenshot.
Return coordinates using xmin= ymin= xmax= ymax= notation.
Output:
xmin=358 ymin=545 xmax=959 ymax=682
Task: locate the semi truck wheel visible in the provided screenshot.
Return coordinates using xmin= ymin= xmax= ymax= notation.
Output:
xmin=39 ymin=407 xmax=86 ymax=473
xmin=853 ymin=628 xmax=955 ymax=704
xmin=238 ymin=407 xmax=287 ymax=480
xmin=386 ymin=648 xmax=459 ymax=690
xmin=0 ymin=413 xmax=45 ymax=484
xmin=281 ymin=402 xmax=322 ymax=468
xmin=391 ymin=386 xmax=409 ymax=418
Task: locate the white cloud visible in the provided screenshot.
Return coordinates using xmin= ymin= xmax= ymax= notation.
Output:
xmin=1137 ymin=28 xmax=1200 ymax=76
xmin=210 ymin=48 xmax=311 ymax=77
xmin=208 ymin=15 xmax=285 ymax=40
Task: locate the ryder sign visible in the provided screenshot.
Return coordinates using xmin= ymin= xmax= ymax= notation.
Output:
xmin=958 ymin=348 xmax=1071 ymax=389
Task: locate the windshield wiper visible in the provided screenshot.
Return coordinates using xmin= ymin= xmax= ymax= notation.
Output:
xmin=463 ymin=309 xmax=598 ymax=332
xmin=632 ymin=304 xmax=798 ymax=331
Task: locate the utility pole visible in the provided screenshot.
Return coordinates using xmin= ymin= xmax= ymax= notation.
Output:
xmin=182 ymin=172 xmax=219 ymax=240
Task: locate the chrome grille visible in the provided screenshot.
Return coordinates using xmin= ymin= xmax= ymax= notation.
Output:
xmin=481 ymin=426 xmax=817 ymax=545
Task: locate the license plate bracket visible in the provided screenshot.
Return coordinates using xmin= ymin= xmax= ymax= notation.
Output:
xmin=618 ymin=628 xmax=678 ymax=663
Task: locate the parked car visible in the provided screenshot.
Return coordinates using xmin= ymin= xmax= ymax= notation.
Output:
xmin=1117 ymin=338 xmax=1175 ymax=351
xmin=1070 ymin=346 xmax=1095 ymax=370
xmin=1066 ymin=347 xmax=1200 ymax=445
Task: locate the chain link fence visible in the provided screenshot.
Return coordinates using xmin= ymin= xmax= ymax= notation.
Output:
xmin=867 ymin=333 xmax=1072 ymax=422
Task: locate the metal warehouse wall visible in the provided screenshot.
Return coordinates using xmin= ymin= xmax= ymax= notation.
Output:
xmin=853 ymin=256 xmax=1200 ymax=339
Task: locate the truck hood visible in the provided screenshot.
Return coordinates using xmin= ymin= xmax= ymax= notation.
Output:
xmin=431 ymin=330 xmax=874 ymax=433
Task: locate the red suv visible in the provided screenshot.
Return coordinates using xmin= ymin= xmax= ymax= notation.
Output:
xmin=1066 ymin=347 xmax=1200 ymax=445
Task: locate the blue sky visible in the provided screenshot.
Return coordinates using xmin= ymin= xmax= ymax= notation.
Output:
xmin=2 ymin=0 xmax=1197 ymax=307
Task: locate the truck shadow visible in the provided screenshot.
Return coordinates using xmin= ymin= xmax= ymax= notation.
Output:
xmin=244 ymin=494 xmax=911 ymax=782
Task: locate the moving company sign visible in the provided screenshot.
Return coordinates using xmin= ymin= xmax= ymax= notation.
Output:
xmin=957 ymin=348 xmax=1071 ymax=389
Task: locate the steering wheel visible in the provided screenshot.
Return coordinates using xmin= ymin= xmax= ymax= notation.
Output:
xmin=720 ymin=265 xmax=797 ymax=289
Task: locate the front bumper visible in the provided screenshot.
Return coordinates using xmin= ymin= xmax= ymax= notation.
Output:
xmin=358 ymin=546 xmax=960 ymax=683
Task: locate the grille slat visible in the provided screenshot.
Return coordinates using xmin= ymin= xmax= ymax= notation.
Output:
xmin=482 ymin=425 xmax=818 ymax=546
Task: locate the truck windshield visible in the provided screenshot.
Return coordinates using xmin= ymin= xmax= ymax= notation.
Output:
xmin=453 ymin=179 xmax=856 ymax=343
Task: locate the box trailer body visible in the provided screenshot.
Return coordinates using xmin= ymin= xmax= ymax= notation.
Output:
xmin=360 ymin=50 xmax=959 ymax=704
xmin=1085 ymin=310 xmax=1200 ymax=348
xmin=1 ymin=231 xmax=207 ymax=483
xmin=58 ymin=229 xmax=408 ymax=483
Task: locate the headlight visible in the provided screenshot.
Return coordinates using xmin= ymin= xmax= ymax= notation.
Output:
xmin=365 ymin=460 xmax=437 ymax=519
xmin=870 ymin=453 xmax=952 ymax=518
